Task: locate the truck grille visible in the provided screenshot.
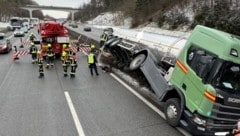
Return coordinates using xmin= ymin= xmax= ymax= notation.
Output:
xmin=207 ymin=95 xmax=240 ymax=131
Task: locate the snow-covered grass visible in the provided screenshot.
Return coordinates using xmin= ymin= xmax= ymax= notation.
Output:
xmin=0 ymin=22 xmax=9 ymax=28
xmin=0 ymin=22 xmax=9 ymax=31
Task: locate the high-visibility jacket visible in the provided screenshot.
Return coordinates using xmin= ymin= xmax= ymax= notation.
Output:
xmin=47 ymin=50 xmax=54 ymax=57
xmin=31 ymin=46 xmax=38 ymax=54
xmin=88 ymin=53 xmax=94 ymax=64
xmin=70 ymin=56 xmax=77 ymax=66
xmin=100 ymin=33 xmax=108 ymax=41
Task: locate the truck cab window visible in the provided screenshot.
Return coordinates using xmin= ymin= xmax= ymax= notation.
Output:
xmin=187 ymin=46 xmax=216 ymax=81
xmin=217 ymin=64 xmax=240 ymax=93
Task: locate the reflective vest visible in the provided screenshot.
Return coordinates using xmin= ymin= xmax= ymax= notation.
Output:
xmin=100 ymin=33 xmax=107 ymax=41
xmin=70 ymin=56 xmax=77 ymax=66
xmin=47 ymin=50 xmax=54 ymax=57
xmin=88 ymin=53 xmax=94 ymax=64
xmin=31 ymin=46 xmax=37 ymax=54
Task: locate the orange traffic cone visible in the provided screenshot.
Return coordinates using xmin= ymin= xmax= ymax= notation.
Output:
xmin=12 ymin=46 xmax=19 ymax=61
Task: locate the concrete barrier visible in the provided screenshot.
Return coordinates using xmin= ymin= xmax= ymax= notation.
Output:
xmin=67 ymin=28 xmax=100 ymax=48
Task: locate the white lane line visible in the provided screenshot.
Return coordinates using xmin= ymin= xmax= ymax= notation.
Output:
xmin=110 ymin=73 xmax=191 ymax=136
xmin=64 ymin=91 xmax=85 ymax=136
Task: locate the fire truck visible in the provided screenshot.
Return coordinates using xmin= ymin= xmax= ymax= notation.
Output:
xmin=39 ymin=20 xmax=69 ymax=58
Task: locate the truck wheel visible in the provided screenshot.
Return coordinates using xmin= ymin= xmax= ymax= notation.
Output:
xmin=129 ymin=54 xmax=146 ymax=70
xmin=164 ymin=98 xmax=181 ymax=127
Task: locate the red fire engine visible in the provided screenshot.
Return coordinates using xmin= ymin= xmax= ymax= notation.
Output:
xmin=39 ymin=20 xmax=69 ymax=58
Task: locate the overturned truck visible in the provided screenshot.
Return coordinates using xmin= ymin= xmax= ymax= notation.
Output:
xmin=100 ymin=25 xmax=240 ymax=136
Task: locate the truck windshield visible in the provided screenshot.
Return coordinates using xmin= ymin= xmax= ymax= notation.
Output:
xmin=214 ymin=62 xmax=240 ymax=93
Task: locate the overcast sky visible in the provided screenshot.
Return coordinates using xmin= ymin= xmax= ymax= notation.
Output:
xmin=34 ymin=0 xmax=90 ymax=18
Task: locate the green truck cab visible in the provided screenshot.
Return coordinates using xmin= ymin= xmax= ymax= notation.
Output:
xmin=167 ymin=25 xmax=240 ymax=135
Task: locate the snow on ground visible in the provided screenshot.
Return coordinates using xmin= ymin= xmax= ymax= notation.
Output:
xmin=0 ymin=22 xmax=9 ymax=30
xmin=0 ymin=22 xmax=9 ymax=28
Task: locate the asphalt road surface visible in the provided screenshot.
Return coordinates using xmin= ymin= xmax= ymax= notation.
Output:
xmin=0 ymin=27 xmax=184 ymax=136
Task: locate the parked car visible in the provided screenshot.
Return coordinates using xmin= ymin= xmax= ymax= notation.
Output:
xmin=84 ymin=27 xmax=91 ymax=32
xmin=0 ymin=33 xmax=5 ymax=39
xmin=0 ymin=39 xmax=12 ymax=53
xmin=14 ymin=28 xmax=25 ymax=37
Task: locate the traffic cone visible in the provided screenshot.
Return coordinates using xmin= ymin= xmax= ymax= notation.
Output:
xmin=12 ymin=52 xmax=19 ymax=61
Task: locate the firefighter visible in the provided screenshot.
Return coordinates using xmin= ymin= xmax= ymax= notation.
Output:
xmin=63 ymin=44 xmax=72 ymax=55
xmin=70 ymin=52 xmax=78 ymax=78
xmin=90 ymin=42 xmax=97 ymax=53
xmin=62 ymin=51 xmax=70 ymax=77
xmin=29 ymin=42 xmax=38 ymax=64
xmin=46 ymin=44 xmax=55 ymax=68
xmin=87 ymin=50 xmax=99 ymax=76
xmin=100 ymin=31 xmax=108 ymax=48
xmin=37 ymin=50 xmax=44 ymax=78
xmin=29 ymin=32 xmax=36 ymax=42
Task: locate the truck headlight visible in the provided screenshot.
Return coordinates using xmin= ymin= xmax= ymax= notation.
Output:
xmin=193 ymin=114 xmax=206 ymax=126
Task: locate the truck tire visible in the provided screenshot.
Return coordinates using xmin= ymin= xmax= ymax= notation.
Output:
xmin=129 ymin=54 xmax=146 ymax=70
xmin=164 ymin=98 xmax=181 ymax=127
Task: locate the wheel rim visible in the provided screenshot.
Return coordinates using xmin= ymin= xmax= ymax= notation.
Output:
xmin=167 ymin=104 xmax=178 ymax=119
xmin=132 ymin=54 xmax=145 ymax=66
xmin=134 ymin=58 xmax=142 ymax=66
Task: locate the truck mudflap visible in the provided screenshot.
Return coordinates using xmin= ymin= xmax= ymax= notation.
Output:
xmin=138 ymin=50 xmax=169 ymax=99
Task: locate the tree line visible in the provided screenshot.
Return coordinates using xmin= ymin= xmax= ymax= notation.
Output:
xmin=74 ymin=0 xmax=240 ymax=35
xmin=0 ymin=0 xmax=44 ymax=22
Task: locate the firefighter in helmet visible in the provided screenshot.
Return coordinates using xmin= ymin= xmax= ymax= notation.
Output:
xmin=100 ymin=31 xmax=108 ymax=48
xmin=29 ymin=42 xmax=38 ymax=64
xmin=87 ymin=49 xmax=99 ymax=76
xmin=70 ymin=52 xmax=78 ymax=78
xmin=90 ymin=42 xmax=97 ymax=53
xmin=62 ymin=51 xmax=70 ymax=77
xmin=46 ymin=43 xmax=55 ymax=68
xmin=37 ymin=49 xmax=44 ymax=78
xmin=63 ymin=44 xmax=72 ymax=55
xmin=29 ymin=32 xmax=36 ymax=42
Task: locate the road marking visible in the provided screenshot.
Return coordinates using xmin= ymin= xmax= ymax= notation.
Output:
xmin=64 ymin=91 xmax=85 ymax=136
xmin=110 ymin=73 xmax=191 ymax=136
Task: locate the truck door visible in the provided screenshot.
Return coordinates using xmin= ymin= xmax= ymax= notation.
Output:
xmin=182 ymin=46 xmax=216 ymax=112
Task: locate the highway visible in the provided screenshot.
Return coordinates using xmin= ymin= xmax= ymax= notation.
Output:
xmin=0 ymin=26 xmax=184 ymax=136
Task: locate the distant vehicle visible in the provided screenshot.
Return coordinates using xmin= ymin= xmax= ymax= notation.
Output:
xmin=71 ymin=24 xmax=78 ymax=28
xmin=22 ymin=26 xmax=28 ymax=33
xmin=9 ymin=17 xmax=22 ymax=30
xmin=0 ymin=39 xmax=12 ymax=53
xmin=30 ymin=18 xmax=39 ymax=26
xmin=29 ymin=23 xmax=34 ymax=29
xmin=0 ymin=33 xmax=5 ymax=39
xmin=104 ymin=27 xmax=113 ymax=33
xmin=14 ymin=28 xmax=25 ymax=37
xmin=22 ymin=18 xmax=30 ymax=30
xmin=84 ymin=27 xmax=91 ymax=32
